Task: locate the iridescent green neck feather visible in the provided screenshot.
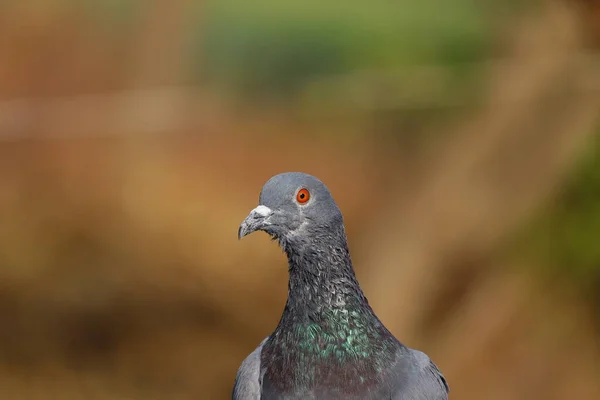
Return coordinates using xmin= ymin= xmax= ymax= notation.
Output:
xmin=261 ymin=224 xmax=402 ymax=396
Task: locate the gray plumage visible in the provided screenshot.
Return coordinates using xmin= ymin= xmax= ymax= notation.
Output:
xmin=233 ymin=338 xmax=268 ymax=400
xmin=234 ymin=172 xmax=448 ymax=400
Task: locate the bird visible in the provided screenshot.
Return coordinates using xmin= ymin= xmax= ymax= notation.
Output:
xmin=233 ymin=172 xmax=448 ymax=400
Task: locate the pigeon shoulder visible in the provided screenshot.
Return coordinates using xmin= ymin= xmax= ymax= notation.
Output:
xmin=390 ymin=348 xmax=449 ymax=400
xmin=232 ymin=337 xmax=268 ymax=400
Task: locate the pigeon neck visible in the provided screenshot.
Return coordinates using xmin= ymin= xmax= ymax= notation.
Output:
xmin=279 ymin=224 xmax=376 ymax=323
xmin=262 ymin=224 xmax=401 ymax=391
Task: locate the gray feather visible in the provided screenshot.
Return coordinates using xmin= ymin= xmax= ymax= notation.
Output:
xmin=232 ymin=338 xmax=268 ymax=400
xmin=390 ymin=349 xmax=449 ymax=400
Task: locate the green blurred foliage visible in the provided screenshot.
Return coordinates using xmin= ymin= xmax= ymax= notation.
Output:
xmin=82 ymin=0 xmax=137 ymax=25
xmin=196 ymin=0 xmax=493 ymax=102
xmin=521 ymin=129 xmax=600 ymax=283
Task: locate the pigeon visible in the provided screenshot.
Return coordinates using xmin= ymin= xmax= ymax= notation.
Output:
xmin=234 ymin=172 xmax=449 ymax=400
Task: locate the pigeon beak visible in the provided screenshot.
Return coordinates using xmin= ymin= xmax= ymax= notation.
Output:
xmin=238 ymin=205 xmax=273 ymax=240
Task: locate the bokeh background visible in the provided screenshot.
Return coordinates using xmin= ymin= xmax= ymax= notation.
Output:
xmin=0 ymin=0 xmax=599 ymax=399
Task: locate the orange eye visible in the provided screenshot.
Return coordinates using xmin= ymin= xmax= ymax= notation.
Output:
xmin=296 ymin=188 xmax=310 ymax=204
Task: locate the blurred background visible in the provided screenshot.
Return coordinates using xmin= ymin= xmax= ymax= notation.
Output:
xmin=0 ymin=0 xmax=599 ymax=399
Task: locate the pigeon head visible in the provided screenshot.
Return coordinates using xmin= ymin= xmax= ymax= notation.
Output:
xmin=238 ymin=172 xmax=343 ymax=242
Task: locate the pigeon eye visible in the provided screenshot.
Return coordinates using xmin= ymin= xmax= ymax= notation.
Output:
xmin=296 ymin=188 xmax=310 ymax=204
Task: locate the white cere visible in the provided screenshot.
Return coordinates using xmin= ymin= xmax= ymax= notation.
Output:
xmin=253 ymin=205 xmax=272 ymax=216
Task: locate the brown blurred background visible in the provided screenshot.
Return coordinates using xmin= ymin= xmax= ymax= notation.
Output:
xmin=0 ymin=0 xmax=599 ymax=399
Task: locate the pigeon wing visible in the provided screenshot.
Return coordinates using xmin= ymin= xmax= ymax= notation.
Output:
xmin=390 ymin=349 xmax=449 ymax=400
xmin=232 ymin=338 xmax=268 ymax=400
